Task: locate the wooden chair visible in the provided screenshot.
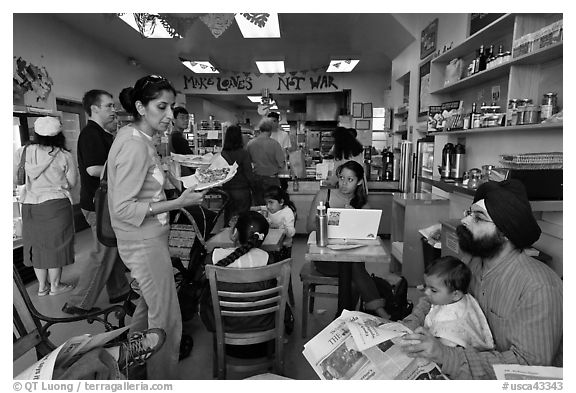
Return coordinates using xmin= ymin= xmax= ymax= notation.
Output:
xmin=299 ymin=262 xmax=339 ymax=338
xmin=205 ymin=258 xmax=291 ymax=379
xmin=13 ymin=265 xmax=127 ymax=362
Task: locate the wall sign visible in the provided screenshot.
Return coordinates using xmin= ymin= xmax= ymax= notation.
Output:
xmin=355 ymin=119 xmax=370 ymax=130
xmin=352 ymin=102 xmax=363 ymax=118
xmin=182 ymin=73 xmax=340 ymax=93
xmin=420 ymin=18 xmax=438 ymax=60
xmin=362 ymin=103 xmax=373 ymax=119
xmin=418 ymin=60 xmax=431 ymax=117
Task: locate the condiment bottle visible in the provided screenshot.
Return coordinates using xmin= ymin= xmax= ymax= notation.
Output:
xmin=507 ymin=99 xmax=519 ymax=126
xmin=541 ymin=92 xmax=558 ymax=120
xmin=315 ymin=200 xmax=328 ymax=247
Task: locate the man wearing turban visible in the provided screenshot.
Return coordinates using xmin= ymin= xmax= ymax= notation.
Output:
xmin=400 ymin=180 xmax=562 ymax=379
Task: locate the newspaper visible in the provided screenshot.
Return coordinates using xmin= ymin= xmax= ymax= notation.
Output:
xmin=15 ymin=326 xmax=129 ymax=380
xmin=303 ymin=310 xmax=446 ymax=380
xmin=493 ymin=364 xmax=563 ymax=380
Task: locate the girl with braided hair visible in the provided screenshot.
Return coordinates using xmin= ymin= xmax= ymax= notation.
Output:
xmin=212 ymin=210 xmax=271 ymax=268
xmin=200 ymin=211 xmax=278 ymax=337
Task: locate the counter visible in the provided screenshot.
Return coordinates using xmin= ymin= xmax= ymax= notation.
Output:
xmin=420 ymin=176 xmax=562 ymax=212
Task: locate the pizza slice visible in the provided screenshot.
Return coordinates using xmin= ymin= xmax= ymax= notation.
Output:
xmin=195 ymin=167 xmax=230 ymax=183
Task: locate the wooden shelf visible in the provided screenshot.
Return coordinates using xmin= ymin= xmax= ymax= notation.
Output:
xmin=432 ymin=14 xmax=515 ymax=64
xmin=431 ymin=121 xmax=562 ymax=136
xmin=431 ymin=42 xmax=563 ymax=94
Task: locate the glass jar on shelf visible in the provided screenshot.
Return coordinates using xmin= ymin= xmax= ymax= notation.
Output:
xmin=541 ymin=92 xmax=558 ymax=120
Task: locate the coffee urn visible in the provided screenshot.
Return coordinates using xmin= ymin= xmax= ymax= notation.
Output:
xmin=441 ymin=143 xmax=454 ymax=179
xmin=450 ymin=143 xmax=466 ymax=180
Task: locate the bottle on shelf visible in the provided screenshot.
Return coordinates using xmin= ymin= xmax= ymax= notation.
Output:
xmin=473 ymin=45 xmax=487 ymax=74
xmin=470 ymin=102 xmax=482 ymax=129
xmin=495 ymin=44 xmax=504 ymax=67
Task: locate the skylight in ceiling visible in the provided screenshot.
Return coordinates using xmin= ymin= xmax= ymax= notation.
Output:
xmin=181 ymin=60 xmax=219 ymax=74
xmin=118 ymin=13 xmax=180 ymax=38
xmin=235 ymin=13 xmax=280 ymax=38
xmin=326 ymin=60 xmax=360 ymax=73
xmin=256 ymin=61 xmax=285 ymax=74
xmin=247 ymin=96 xmax=262 ymax=103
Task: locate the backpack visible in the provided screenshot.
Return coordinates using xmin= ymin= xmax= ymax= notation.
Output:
xmin=16 ymin=145 xmax=29 ymax=186
xmin=94 ymin=162 xmax=117 ymax=247
xmin=369 ymin=274 xmax=413 ymax=321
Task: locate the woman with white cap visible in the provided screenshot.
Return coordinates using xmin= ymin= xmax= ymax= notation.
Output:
xmin=13 ymin=116 xmax=77 ymax=296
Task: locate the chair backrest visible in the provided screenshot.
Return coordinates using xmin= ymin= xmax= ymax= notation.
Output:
xmin=205 ymin=258 xmax=291 ymax=340
xmin=205 ymin=259 xmax=291 ymax=376
xmin=13 ymin=265 xmax=55 ymax=361
xmin=13 ymin=265 xmax=126 ymax=363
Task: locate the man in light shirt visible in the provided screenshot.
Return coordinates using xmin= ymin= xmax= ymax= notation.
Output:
xmin=267 ymin=112 xmax=291 ymax=190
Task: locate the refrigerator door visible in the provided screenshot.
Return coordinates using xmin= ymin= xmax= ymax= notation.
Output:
xmin=399 ymin=141 xmax=413 ymax=192
xmin=414 ymin=136 xmax=434 ymax=193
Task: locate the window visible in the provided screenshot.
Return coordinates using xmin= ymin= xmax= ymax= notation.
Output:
xmin=372 ymin=107 xmax=390 ymax=152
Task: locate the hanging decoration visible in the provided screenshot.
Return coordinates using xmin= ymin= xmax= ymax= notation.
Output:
xmin=199 ymin=13 xmax=235 ymax=38
xmin=13 ymin=56 xmax=54 ymax=102
xmin=114 ymin=13 xmax=269 ymax=40
xmin=240 ymin=13 xmax=270 ymax=28
xmin=121 ymin=13 xmax=182 ymax=38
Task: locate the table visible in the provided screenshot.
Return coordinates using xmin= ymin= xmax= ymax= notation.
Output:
xmin=206 ymin=228 xmax=285 ymax=253
xmin=305 ymin=231 xmax=389 ymax=316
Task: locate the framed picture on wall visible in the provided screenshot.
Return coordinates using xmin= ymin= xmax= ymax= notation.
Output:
xmin=355 ymin=119 xmax=370 ymax=130
xmin=420 ymin=18 xmax=438 ymax=59
xmin=418 ymin=60 xmax=432 ymax=118
xmin=352 ymin=102 xmax=363 ymax=118
xmin=362 ymin=103 xmax=373 ymax=119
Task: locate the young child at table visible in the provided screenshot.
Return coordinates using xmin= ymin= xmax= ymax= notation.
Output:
xmin=401 ymin=256 xmax=494 ymax=350
xmin=263 ymin=185 xmax=296 ymax=263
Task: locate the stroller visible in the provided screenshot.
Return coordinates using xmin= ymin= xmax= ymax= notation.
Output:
xmin=168 ymin=187 xmax=229 ymax=358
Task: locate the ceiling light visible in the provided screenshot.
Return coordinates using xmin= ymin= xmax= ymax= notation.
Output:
xmin=235 ymin=13 xmax=280 ymax=38
xmin=118 ymin=13 xmax=180 ymax=38
xmin=181 ymin=60 xmax=219 ymax=74
xmin=256 ymin=61 xmax=285 ymax=74
xmin=326 ymin=60 xmax=360 ymax=73
xmin=247 ymin=96 xmax=262 ymax=103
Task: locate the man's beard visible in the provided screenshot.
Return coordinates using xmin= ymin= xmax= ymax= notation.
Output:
xmin=456 ymin=224 xmax=506 ymax=259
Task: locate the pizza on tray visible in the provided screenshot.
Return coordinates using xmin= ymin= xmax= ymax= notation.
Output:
xmin=195 ymin=167 xmax=230 ymax=184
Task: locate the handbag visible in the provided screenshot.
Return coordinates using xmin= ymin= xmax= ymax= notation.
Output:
xmin=94 ymin=162 xmax=117 ymax=247
xmin=16 ymin=145 xmax=29 ymax=186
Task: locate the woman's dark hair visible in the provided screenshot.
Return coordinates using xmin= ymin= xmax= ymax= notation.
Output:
xmin=32 ymin=133 xmax=69 ymax=153
xmin=424 ymin=256 xmax=471 ymax=293
xmin=264 ymin=185 xmax=297 ymax=215
xmin=173 ymin=107 xmax=189 ymax=117
xmin=336 ymin=161 xmax=366 ymax=209
xmin=119 ymin=75 xmax=177 ymax=119
xmin=332 ymin=126 xmax=363 ymax=160
xmin=223 ymin=125 xmax=244 ymax=150
xmin=215 ymin=211 xmax=270 ymax=267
